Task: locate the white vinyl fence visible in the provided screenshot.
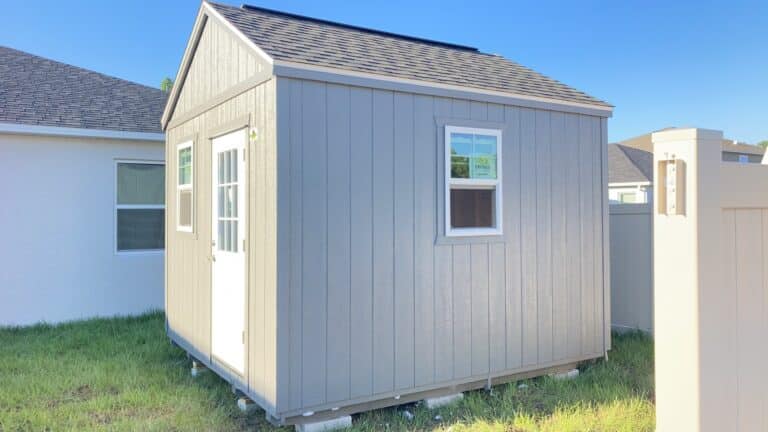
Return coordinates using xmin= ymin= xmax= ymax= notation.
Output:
xmin=609 ymin=203 xmax=653 ymax=333
xmin=654 ymin=128 xmax=768 ymax=432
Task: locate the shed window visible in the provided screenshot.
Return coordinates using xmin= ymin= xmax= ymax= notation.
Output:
xmin=177 ymin=141 xmax=194 ymax=232
xmin=445 ymin=126 xmax=502 ymax=236
xmin=116 ymin=161 xmax=165 ymax=252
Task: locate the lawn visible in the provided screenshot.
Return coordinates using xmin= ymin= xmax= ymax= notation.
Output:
xmin=0 ymin=312 xmax=654 ymax=431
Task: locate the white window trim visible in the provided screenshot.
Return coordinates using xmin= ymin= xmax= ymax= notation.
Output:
xmin=114 ymin=159 xmax=166 ymax=255
xmin=177 ymin=141 xmax=194 ymax=232
xmin=445 ymin=125 xmax=503 ymax=237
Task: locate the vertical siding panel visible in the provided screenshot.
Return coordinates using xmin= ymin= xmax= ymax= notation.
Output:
xmin=287 ymin=80 xmax=303 ymax=410
xmin=550 ymin=112 xmax=568 ymax=360
xmin=565 ymin=114 xmax=582 ymax=358
xmin=470 ymin=102 xmax=490 ymax=376
xmin=519 ymin=108 xmax=538 ymax=366
xmin=535 ymin=110 xmax=553 ymax=364
xmin=372 ymin=90 xmax=395 ymax=394
xmin=413 ymin=95 xmax=435 ymax=387
xmin=433 ymin=97 xmax=454 ymax=383
xmin=301 ymin=81 xmax=327 ymax=407
xmin=592 ymin=118 xmax=605 ymax=354
xmin=471 ymin=244 xmax=490 ymax=375
xmin=600 ymin=118 xmax=611 ymax=351
xmin=735 ymin=210 xmax=765 ymax=431
xmin=489 ymin=242 xmax=506 ymax=372
xmin=325 ymin=84 xmax=351 ymax=403
xmin=452 ymin=244 xmax=472 ymax=378
xmin=504 ymin=106 xmax=522 ymax=369
xmin=393 ymin=92 xmax=415 ymax=390
xmin=275 ymin=79 xmax=292 ymax=410
xmin=578 ymin=116 xmax=595 ymax=356
xmin=433 ymin=245 xmax=454 ymax=382
xmin=452 ymin=99 xmax=470 ymax=119
xmin=487 ymin=103 xmax=504 ymax=123
xmin=349 ymin=88 xmax=374 ymax=399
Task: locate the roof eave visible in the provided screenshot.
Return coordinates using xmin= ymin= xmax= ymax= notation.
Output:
xmin=273 ymin=59 xmax=614 ymax=117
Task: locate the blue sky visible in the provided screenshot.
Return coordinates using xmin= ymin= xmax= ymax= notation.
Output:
xmin=1 ymin=0 xmax=766 ymax=143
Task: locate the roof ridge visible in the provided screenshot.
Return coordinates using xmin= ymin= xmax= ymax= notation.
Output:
xmin=235 ymin=3 xmax=480 ymax=52
xmin=0 ymin=45 xmax=163 ymax=95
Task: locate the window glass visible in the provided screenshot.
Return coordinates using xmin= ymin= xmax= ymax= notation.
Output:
xmin=178 ymin=147 xmax=192 ymax=185
xmin=117 ymin=163 xmax=164 ymax=205
xmin=450 ymin=189 xmax=495 ymax=228
xmin=450 ymin=132 xmax=497 ymax=179
xmin=117 ymin=162 xmax=165 ymax=251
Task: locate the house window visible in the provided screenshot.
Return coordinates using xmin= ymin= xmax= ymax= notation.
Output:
xmin=619 ymin=191 xmax=637 ymax=203
xmin=116 ymin=161 xmax=165 ymax=252
xmin=738 ymin=154 xmax=749 ymax=164
xmin=445 ymin=126 xmax=502 ymax=236
xmin=177 ymin=141 xmax=194 ymax=232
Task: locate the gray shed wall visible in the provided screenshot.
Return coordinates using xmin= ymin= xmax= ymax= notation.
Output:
xmin=164 ymin=14 xmax=279 ymax=413
xmin=274 ymin=76 xmax=610 ymax=416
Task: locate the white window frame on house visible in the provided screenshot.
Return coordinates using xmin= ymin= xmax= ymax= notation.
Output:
xmin=177 ymin=141 xmax=194 ymax=232
xmin=114 ymin=159 xmax=165 ymax=255
xmin=445 ymin=125 xmax=503 ymax=237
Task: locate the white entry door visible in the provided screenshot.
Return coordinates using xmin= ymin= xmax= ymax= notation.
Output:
xmin=211 ymin=128 xmax=246 ymax=375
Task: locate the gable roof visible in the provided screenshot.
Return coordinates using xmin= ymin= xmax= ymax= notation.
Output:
xmin=608 ymin=143 xmax=652 ymax=184
xmin=207 ymin=2 xmax=610 ymax=109
xmin=0 ymin=46 xmax=166 ymax=134
xmin=163 ymin=1 xmax=611 ymax=127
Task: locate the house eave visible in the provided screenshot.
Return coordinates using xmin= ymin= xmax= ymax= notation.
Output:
xmin=0 ymin=122 xmax=164 ymax=142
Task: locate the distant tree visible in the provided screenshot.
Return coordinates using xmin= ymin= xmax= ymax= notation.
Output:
xmin=160 ymin=77 xmax=174 ymax=93
xmin=758 ymin=140 xmax=768 ymax=150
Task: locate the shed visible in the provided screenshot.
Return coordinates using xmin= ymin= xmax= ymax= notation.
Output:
xmin=162 ymin=2 xmax=613 ymax=426
xmin=0 ymin=46 xmax=167 ymax=326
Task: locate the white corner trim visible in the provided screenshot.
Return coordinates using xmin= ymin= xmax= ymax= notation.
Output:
xmin=273 ymin=60 xmax=614 ymax=114
xmin=0 ymin=123 xmax=165 ymax=142
xmin=203 ymin=2 xmax=274 ymax=66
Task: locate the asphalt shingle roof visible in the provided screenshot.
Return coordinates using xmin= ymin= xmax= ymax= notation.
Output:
xmin=608 ymin=144 xmax=652 ymax=184
xmin=0 ymin=46 xmax=166 ymax=133
xmin=208 ymin=2 xmax=610 ymax=108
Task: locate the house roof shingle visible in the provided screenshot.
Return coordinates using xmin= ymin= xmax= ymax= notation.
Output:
xmin=207 ymin=2 xmax=611 ymax=109
xmin=0 ymin=46 xmax=167 ymax=134
xmin=608 ymin=143 xmax=652 ymax=184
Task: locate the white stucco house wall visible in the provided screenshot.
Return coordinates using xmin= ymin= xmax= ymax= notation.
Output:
xmin=0 ymin=46 xmax=167 ymax=326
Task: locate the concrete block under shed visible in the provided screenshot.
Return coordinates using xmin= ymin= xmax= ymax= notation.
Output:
xmin=551 ymin=369 xmax=579 ymax=380
xmin=424 ymin=392 xmax=464 ymax=409
xmin=295 ymin=416 xmax=352 ymax=432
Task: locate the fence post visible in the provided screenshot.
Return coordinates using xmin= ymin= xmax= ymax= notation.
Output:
xmin=652 ymin=128 xmax=732 ymax=432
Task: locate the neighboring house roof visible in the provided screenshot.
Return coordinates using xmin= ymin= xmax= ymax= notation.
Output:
xmin=0 ymin=46 xmax=167 ymax=134
xmin=205 ymin=2 xmax=610 ymax=109
xmin=618 ymin=128 xmax=764 ymax=157
xmin=608 ymin=144 xmax=652 ymax=184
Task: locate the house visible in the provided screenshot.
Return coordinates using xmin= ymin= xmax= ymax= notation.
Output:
xmin=609 ymin=129 xmax=764 ymax=204
xmin=608 ymin=144 xmax=652 ymax=204
xmin=0 ymin=46 xmax=167 ymax=326
xmin=162 ymin=2 xmax=612 ymax=427
xmin=619 ymin=128 xmax=764 ymax=163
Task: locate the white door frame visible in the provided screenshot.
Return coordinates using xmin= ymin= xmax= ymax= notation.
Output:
xmin=210 ymin=128 xmax=247 ymax=375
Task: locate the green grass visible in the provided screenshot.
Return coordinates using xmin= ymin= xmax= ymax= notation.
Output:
xmin=0 ymin=313 xmax=654 ymax=431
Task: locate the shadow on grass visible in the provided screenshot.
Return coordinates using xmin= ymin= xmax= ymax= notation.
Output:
xmin=0 ymin=313 xmax=653 ymax=432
